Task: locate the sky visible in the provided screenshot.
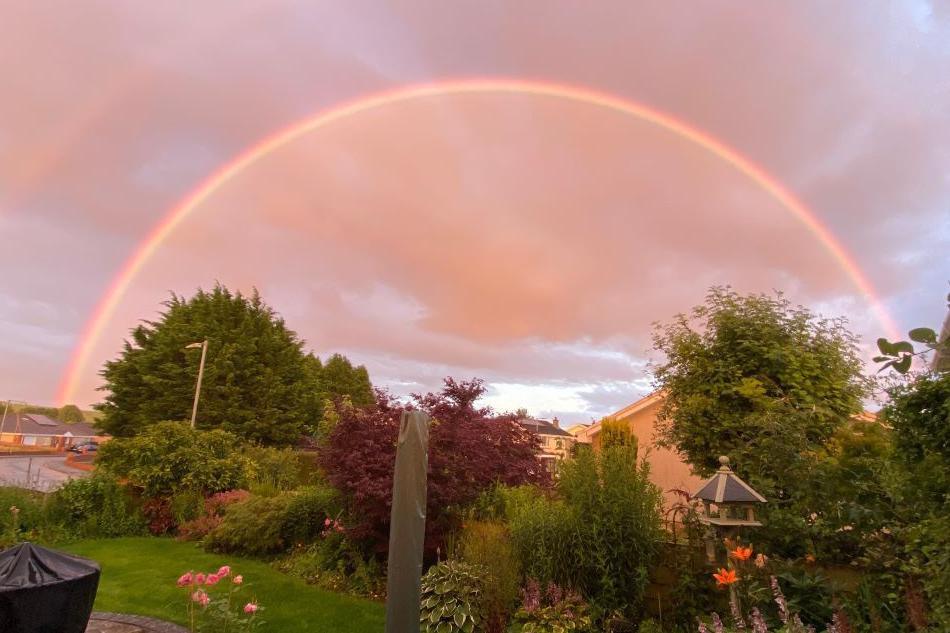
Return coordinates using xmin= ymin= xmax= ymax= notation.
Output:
xmin=1 ymin=1 xmax=948 ymax=423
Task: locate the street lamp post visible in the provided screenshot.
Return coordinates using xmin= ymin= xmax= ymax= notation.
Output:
xmin=185 ymin=341 xmax=208 ymax=429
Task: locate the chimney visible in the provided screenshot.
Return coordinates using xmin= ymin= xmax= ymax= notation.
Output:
xmin=552 ymin=417 xmax=559 ymax=429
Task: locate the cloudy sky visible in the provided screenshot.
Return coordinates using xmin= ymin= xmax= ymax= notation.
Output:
xmin=1 ymin=2 xmax=948 ymax=422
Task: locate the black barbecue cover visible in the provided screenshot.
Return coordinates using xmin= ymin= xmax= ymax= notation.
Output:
xmin=0 ymin=543 xmax=100 ymax=633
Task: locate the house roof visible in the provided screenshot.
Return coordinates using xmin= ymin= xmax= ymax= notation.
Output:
xmin=517 ymin=418 xmax=572 ymax=437
xmin=11 ymin=414 xmax=100 ymax=437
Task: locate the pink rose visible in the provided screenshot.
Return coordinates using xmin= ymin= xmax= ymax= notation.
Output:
xmin=195 ymin=573 xmax=206 ymax=585
xmin=191 ymin=590 xmax=210 ymax=606
xmin=217 ymin=565 xmax=231 ymax=577
xmin=244 ymin=602 xmax=258 ymax=614
xmin=205 ymin=573 xmax=221 ymax=586
xmin=324 ymin=518 xmax=332 ymax=527
xmin=177 ymin=572 xmax=193 ymax=587
xmin=233 ymin=575 xmax=243 ymax=585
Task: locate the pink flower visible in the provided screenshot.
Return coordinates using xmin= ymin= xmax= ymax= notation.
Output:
xmin=244 ymin=602 xmax=259 ymax=614
xmin=217 ymin=565 xmax=231 ymax=577
xmin=177 ymin=572 xmax=193 ymax=587
xmin=233 ymin=575 xmax=243 ymax=585
xmin=324 ymin=518 xmax=332 ymax=527
xmin=191 ymin=590 xmax=210 ymax=607
xmin=205 ymin=573 xmax=221 ymax=586
xmin=195 ymin=573 xmax=206 ymax=585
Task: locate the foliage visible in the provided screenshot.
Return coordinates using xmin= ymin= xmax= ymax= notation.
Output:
xmin=97 ymin=422 xmax=250 ymax=498
xmin=598 ymin=417 xmax=637 ymax=450
xmin=515 ymin=579 xmax=594 ymax=633
xmin=504 ymin=487 xmax=577 ymax=588
xmin=652 ymin=287 xmax=869 ymax=557
xmin=419 ymin=560 xmax=485 ymax=633
xmin=457 ymin=521 xmax=521 ymax=633
xmin=178 ymin=490 xmax=251 ymax=542
xmin=48 ymin=473 xmax=146 ymax=538
xmin=18 ymin=404 xmax=61 ymax=418
xmin=653 ymin=287 xmax=868 ymax=480
xmin=205 ymin=495 xmax=294 ymax=556
xmin=881 ymin=370 xmax=950 ymax=629
xmin=0 ymin=487 xmax=46 ymax=545
xmin=62 ymin=537 xmax=385 ymax=632
xmin=204 ymin=485 xmax=339 ymax=556
xmin=177 ymin=565 xmax=262 ymax=632
xmin=58 ymin=404 xmax=85 ymax=423
xmin=320 ymin=378 xmax=548 ymax=554
xmin=244 ymin=446 xmax=304 ymax=494
xmin=558 ymin=444 xmax=663 ymax=615
xmin=277 ymin=534 xmax=385 ymax=599
xmin=95 ymin=285 xmax=333 ymax=445
xmin=873 ymin=293 xmax=949 ymax=373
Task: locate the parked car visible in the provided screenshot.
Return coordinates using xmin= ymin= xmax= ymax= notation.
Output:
xmin=68 ymin=441 xmax=99 ymax=453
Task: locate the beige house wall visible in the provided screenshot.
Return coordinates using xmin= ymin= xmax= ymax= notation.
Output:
xmin=579 ymin=394 xmax=702 ymax=507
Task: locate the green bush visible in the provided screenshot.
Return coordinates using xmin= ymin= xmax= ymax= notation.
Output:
xmin=97 ymin=422 xmax=251 ymax=497
xmin=244 ymin=446 xmax=304 ymax=494
xmin=48 ymin=474 xmax=146 ymax=538
xmin=58 ymin=404 xmax=85 ymax=423
xmin=457 ymin=521 xmax=520 ymax=633
xmin=0 ymin=487 xmax=47 ymax=545
xmin=502 ymin=486 xmax=577 ymax=588
xmin=204 ymin=486 xmax=339 ymax=556
xmin=204 ymin=494 xmax=292 ymax=555
xmin=278 ymin=533 xmax=385 ymax=599
xmin=420 ymin=561 xmax=485 ymax=633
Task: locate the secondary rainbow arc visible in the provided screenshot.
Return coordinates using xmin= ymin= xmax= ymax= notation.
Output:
xmin=56 ymin=78 xmax=900 ymax=405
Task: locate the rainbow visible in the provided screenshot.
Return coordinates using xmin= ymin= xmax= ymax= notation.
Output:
xmin=56 ymin=78 xmax=900 ymax=405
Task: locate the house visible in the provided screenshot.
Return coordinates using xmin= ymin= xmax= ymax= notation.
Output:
xmin=575 ymin=393 xmax=701 ymax=506
xmin=0 ymin=412 xmax=107 ymax=450
xmin=517 ymin=417 xmax=576 ymax=471
xmin=565 ymin=423 xmax=590 ymax=436
xmin=577 ymin=391 xmax=880 ymax=508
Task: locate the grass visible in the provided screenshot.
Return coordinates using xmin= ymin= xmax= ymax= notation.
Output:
xmin=60 ymin=537 xmax=385 ymax=632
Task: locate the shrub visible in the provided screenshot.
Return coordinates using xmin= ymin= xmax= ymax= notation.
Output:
xmin=97 ymin=422 xmax=251 ymax=498
xmin=204 ymin=495 xmax=293 ymax=556
xmin=244 ymin=446 xmax=304 ymax=493
xmin=504 ymin=488 xmax=576 ymax=588
xmin=457 ymin=521 xmax=520 ymax=633
xmin=58 ymin=404 xmax=85 ymax=423
xmin=278 ymin=534 xmax=385 ymax=599
xmin=204 ymin=486 xmax=339 ymax=556
xmin=558 ymin=444 xmax=663 ymax=615
xmin=0 ymin=487 xmax=47 ymax=540
xmin=420 ymin=561 xmax=485 ymax=633
xmin=48 ymin=474 xmax=146 ymax=538
xmin=178 ymin=489 xmax=251 ymax=542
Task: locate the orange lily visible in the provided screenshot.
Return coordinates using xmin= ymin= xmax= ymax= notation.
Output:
xmin=731 ymin=546 xmax=753 ymax=561
xmin=713 ymin=568 xmax=738 ymax=586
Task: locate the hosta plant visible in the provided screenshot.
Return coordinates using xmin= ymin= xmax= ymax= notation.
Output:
xmin=515 ymin=578 xmax=594 ymax=633
xmin=420 ymin=561 xmax=485 ymax=633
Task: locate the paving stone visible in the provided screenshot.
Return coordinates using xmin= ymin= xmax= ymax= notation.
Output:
xmin=86 ymin=612 xmax=189 ymax=633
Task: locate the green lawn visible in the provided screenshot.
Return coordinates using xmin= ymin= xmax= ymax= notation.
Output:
xmin=60 ymin=538 xmax=384 ymax=632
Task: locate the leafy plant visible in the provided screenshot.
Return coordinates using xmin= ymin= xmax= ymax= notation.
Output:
xmin=457 ymin=521 xmax=521 ymax=632
xmin=97 ymin=422 xmax=251 ymax=498
xmin=515 ymin=579 xmax=594 ymax=633
xmin=419 ymin=561 xmax=485 ymax=633
xmin=177 ymin=565 xmax=263 ymax=632
xmin=48 ymin=473 xmax=146 ymax=538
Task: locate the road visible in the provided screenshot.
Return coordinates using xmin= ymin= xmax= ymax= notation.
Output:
xmin=0 ymin=455 xmax=91 ymax=491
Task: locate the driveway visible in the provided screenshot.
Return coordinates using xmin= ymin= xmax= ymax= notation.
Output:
xmin=0 ymin=455 xmax=91 ymax=491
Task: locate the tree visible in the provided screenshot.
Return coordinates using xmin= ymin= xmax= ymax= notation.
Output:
xmin=58 ymin=404 xmax=84 ymax=423
xmin=881 ymin=371 xmax=950 ymax=629
xmin=317 ymin=353 xmax=374 ymax=409
xmin=874 ymin=292 xmax=949 ymax=374
xmin=319 ymin=378 xmax=548 ymax=554
xmin=652 ymin=287 xmax=868 ymax=506
xmin=652 ymin=288 xmax=883 ymax=562
xmin=95 ymin=285 xmax=322 ymax=445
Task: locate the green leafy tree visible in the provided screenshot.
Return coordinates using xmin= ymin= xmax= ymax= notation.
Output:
xmin=95 ymin=285 xmax=322 ymax=445
xmin=652 ymin=287 xmax=869 ymax=556
xmin=874 ymin=292 xmax=949 ymax=374
xmin=881 ymin=371 xmax=950 ymax=629
xmin=317 ymin=353 xmax=373 ymax=407
xmin=653 ymin=288 xmax=868 ymax=483
xmin=58 ymin=404 xmax=85 ymax=423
